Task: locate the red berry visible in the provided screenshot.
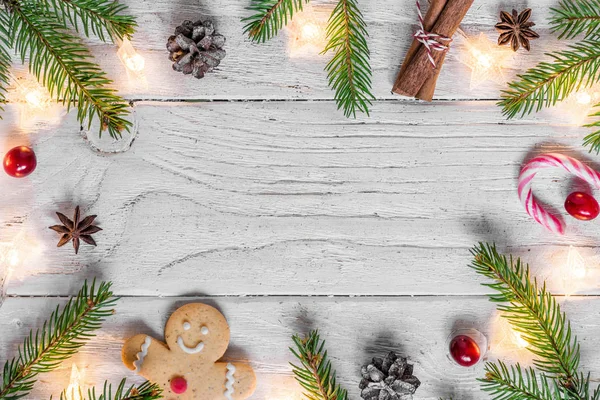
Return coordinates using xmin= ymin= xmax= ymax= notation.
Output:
xmin=3 ymin=146 xmax=37 ymax=178
xmin=565 ymin=192 xmax=600 ymax=221
xmin=449 ymin=335 xmax=480 ymax=367
xmin=170 ymin=376 xmax=187 ymax=394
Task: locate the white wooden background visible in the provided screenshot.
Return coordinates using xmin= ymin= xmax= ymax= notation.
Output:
xmin=2 ymin=0 xmax=600 ymax=399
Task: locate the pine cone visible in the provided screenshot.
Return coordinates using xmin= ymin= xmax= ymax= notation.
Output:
xmin=167 ymin=19 xmax=226 ymax=79
xmin=359 ymin=352 xmax=420 ymax=400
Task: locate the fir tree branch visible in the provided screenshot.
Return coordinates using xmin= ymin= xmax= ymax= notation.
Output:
xmin=551 ymin=0 xmax=600 ymax=40
xmin=498 ymin=39 xmax=600 ymax=120
xmin=470 ymin=243 xmax=586 ymax=399
xmin=324 ymin=0 xmax=374 ymax=118
xmin=0 ymin=12 xmax=11 ymax=114
xmin=243 ymin=0 xmax=309 ymax=43
xmin=290 ymin=330 xmax=347 ymax=400
xmin=0 ymin=280 xmax=116 ymax=400
xmin=6 ymin=1 xmax=132 ymax=138
xmin=480 ymin=361 xmax=558 ymax=400
xmin=583 ymin=106 xmax=600 ymax=153
xmin=55 ymin=379 xmax=161 ymax=400
xmin=593 ymin=384 xmax=600 ymax=400
xmin=32 ymin=0 xmax=137 ymax=42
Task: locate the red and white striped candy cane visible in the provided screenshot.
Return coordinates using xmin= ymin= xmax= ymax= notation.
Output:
xmin=518 ymin=153 xmax=600 ymax=235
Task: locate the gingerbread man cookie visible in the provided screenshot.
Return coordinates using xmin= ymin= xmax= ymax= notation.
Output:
xmin=122 ymin=303 xmax=256 ymax=399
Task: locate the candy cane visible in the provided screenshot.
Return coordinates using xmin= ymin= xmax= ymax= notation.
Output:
xmin=518 ymin=153 xmax=600 ymax=235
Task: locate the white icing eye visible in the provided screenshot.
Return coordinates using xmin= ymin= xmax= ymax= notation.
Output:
xmin=201 ymin=326 xmax=209 ymax=335
xmin=183 ymin=322 xmax=191 ymax=331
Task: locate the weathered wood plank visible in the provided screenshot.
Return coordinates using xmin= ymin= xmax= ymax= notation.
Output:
xmin=1 ymin=102 xmax=598 ymax=297
xmin=0 ymin=296 xmax=598 ymax=400
xmin=7 ymin=0 xmax=575 ymax=101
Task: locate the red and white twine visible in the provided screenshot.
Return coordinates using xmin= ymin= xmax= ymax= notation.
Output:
xmin=413 ymin=0 xmax=452 ymax=69
xmin=518 ymin=153 xmax=600 ymax=235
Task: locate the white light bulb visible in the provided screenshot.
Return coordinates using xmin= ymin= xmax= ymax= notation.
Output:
xmin=512 ymin=330 xmax=528 ymax=348
xmin=7 ymin=249 xmax=18 ymax=267
xmin=25 ymin=90 xmax=45 ymax=108
xmin=300 ymin=23 xmax=320 ymax=41
xmin=118 ymin=38 xmax=146 ymax=75
xmin=65 ymin=364 xmax=84 ymax=400
xmin=567 ymin=246 xmax=586 ymax=279
xmin=125 ymin=53 xmax=145 ymax=72
xmin=576 ymin=91 xmax=592 ymax=105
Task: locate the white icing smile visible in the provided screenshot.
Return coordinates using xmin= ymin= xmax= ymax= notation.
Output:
xmin=177 ymin=336 xmax=205 ymax=354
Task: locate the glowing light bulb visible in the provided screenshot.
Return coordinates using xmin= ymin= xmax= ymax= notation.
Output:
xmin=558 ymin=85 xmax=600 ymax=124
xmin=6 ymin=75 xmax=60 ymax=129
xmin=567 ymin=246 xmax=586 ymax=279
xmin=471 ymin=48 xmax=492 ymax=69
xmin=124 ymin=53 xmax=145 ymax=72
xmin=7 ymin=249 xmax=18 ymax=267
xmin=490 ymin=313 xmax=532 ymax=364
xmin=512 ymin=330 xmax=528 ymax=349
xmin=287 ymin=4 xmax=329 ymax=57
xmin=457 ymin=33 xmax=513 ymax=89
xmin=65 ymin=364 xmax=84 ymax=400
xmin=300 ymin=23 xmax=320 ymax=41
xmin=117 ymin=38 xmax=146 ymax=76
xmin=562 ymin=246 xmax=589 ymax=297
xmin=576 ymin=91 xmax=592 ymax=105
xmin=25 ymin=90 xmax=46 ymax=108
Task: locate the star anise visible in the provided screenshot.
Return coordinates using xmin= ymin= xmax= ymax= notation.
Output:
xmin=495 ymin=9 xmax=539 ymax=52
xmin=49 ymin=206 xmax=102 ymax=254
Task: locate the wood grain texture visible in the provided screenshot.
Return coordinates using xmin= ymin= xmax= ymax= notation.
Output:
xmin=7 ymin=0 xmax=575 ymax=101
xmin=1 ymin=296 xmax=600 ymax=400
xmin=1 ymin=1 xmax=599 ymax=398
xmin=1 ymin=102 xmax=599 ymax=298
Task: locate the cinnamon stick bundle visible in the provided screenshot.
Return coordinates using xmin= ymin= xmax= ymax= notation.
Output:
xmin=393 ymin=0 xmax=474 ymax=101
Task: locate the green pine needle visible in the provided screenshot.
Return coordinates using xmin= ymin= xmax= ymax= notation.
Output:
xmin=0 ymin=280 xmax=117 ymax=400
xmin=470 ymin=243 xmax=588 ymax=399
xmin=583 ymin=106 xmax=600 ymax=153
xmin=243 ymin=0 xmax=308 ymax=43
xmin=499 ymin=40 xmax=600 ymax=120
xmin=0 ymin=13 xmax=11 ymax=114
xmin=243 ymin=0 xmax=374 ymax=118
xmin=5 ymin=1 xmax=132 ymax=138
xmin=551 ymin=0 xmax=600 ymax=39
xmin=290 ymin=330 xmax=348 ymax=400
xmin=480 ymin=361 xmax=562 ymax=400
xmin=0 ymin=0 xmax=135 ymax=138
xmin=503 ymin=0 xmax=600 ymax=153
xmin=32 ymin=0 xmax=137 ymax=42
xmin=54 ymin=379 xmax=161 ymax=400
xmin=323 ymin=0 xmax=374 ymax=118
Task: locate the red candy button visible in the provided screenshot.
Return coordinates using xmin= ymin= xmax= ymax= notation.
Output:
xmin=449 ymin=334 xmax=481 ymax=367
xmin=565 ymin=192 xmax=600 ymax=221
xmin=3 ymin=146 xmax=37 ymax=178
xmin=170 ymin=376 xmax=187 ymax=394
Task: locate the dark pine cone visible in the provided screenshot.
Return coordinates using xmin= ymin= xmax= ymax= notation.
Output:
xmin=359 ymin=352 xmax=421 ymax=400
xmin=167 ymin=19 xmax=226 ymax=79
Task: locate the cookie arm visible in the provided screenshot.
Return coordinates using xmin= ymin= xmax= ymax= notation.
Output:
xmin=122 ymin=334 xmax=169 ymax=373
xmin=220 ymin=362 xmax=257 ymax=400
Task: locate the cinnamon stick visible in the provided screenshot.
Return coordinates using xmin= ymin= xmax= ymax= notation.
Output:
xmin=393 ymin=0 xmax=474 ymax=99
xmin=393 ymin=0 xmax=447 ymax=100
xmin=416 ymin=2 xmax=449 ymax=100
